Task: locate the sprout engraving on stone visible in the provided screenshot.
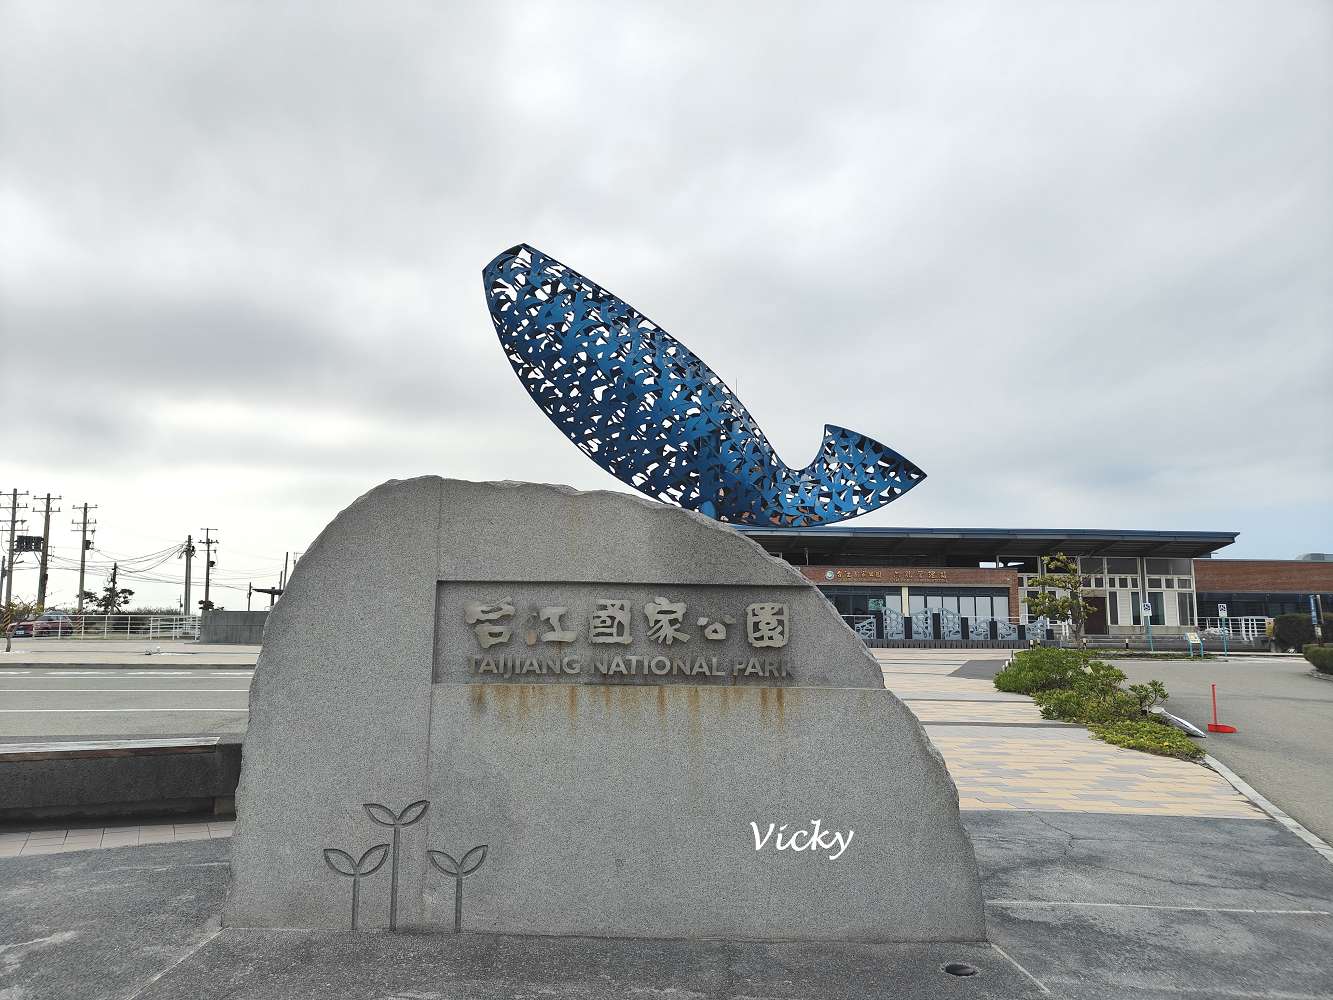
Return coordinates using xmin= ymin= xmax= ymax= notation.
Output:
xmin=322 ymin=844 xmax=389 ymax=930
xmin=364 ymin=799 xmax=430 ymax=931
xmin=428 ymin=844 xmax=489 ymax=934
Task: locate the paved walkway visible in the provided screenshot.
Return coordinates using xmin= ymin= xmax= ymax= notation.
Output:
xmin=876 ymin=649 xmax=1264 ymax=820
xmin=0 ymin=819 xmax=233 ymax=856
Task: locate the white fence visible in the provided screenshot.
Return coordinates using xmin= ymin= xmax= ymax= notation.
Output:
xmin=5 ymin=614 xmax=201 ymax=640
xmin=1197 ymin=616 xmax=1269 ymax=643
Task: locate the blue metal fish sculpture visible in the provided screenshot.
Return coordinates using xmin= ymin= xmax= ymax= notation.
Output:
xmin=483 ymin=244 xmax=925 ymax=526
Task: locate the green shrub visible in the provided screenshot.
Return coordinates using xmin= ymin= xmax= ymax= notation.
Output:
xmin=1129 ymin=680 xmax=1168 ymax=712
xmin=1034 ymin=686 xmax=1142 ymax=724
xmin=1273 ymin=613 xmax=1315 ymax=649
xmin=994 ymin=647 xmax=1091 ymax=694
xmin=1090 ymin=719 xmax=1203 ymax=760
xmin=998 ymin=649 xmax=1195 ymax=758
xmin=1304 ymin=644 xmax=1333 ymax=674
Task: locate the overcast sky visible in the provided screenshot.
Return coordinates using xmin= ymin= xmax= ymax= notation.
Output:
xmin=2 ymin=1 xmax=1329 ymax=610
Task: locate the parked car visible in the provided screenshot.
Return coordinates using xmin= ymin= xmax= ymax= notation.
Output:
xmin=6 ymin=611 xmax=78 ymax=637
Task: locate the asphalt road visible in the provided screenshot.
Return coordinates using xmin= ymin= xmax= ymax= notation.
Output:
xmin=1117 ymin=655 xmax=1333 ymax=843
xmin=0 ymin=666 xmax=252 ymax=741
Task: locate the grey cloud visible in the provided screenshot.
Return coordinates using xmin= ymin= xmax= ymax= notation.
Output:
xmin=2 ymin=0 xmax=1329 ymax=610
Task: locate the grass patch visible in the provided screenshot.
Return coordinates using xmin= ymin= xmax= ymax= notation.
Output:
xmin=1089 ymin=719 xmax=1203 ymax=760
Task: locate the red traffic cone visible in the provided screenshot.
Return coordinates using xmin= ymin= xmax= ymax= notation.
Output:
xmin=1207 ymin=683 xmax=1237 ymax=733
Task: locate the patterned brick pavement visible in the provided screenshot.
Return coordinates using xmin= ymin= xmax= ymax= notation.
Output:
xmin=875 ymin=649 xmax=1264 ymax=820
xmin=0 ymin=820 xmax=233 ymax=856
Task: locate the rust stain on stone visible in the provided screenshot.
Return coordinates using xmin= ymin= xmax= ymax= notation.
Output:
xmin=656 ymin=685 xmax=667 ymax=721
xmin=567 ymin=685 xmax=579 ymax=730
xmin=469 ymin=684 xmax=486 ymax=715
xmin=491 ymin=682 xmax=514 ymax=724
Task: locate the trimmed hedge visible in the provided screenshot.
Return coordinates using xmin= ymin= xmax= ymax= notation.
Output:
xmin=1274 ymin=613 xmax=1333 ymax=650
xmin=1304 ymin=644 xmax=1333 ymax=674
xmin=994 ymin=647 xmax=1105 ymax=694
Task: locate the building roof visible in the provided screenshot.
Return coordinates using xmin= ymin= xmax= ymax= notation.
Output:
xmin=736 ymin=526 xmax=1238 ymax=561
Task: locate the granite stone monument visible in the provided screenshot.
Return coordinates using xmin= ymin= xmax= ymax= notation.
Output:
xmin=225 ymin=477 xmax=986 ymax=941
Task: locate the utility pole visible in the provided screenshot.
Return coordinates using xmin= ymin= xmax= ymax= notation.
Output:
xmin=181 ymin=534 xmax=196 ymax=613
xmin=247 ymin=582 xmax=253 ymax=612
xmin=2 ymin=489 xmax=29 ymax=606
xmin=70 ymin=503 xmax=98 ymax=612
xmin=280 ymin=551 xmax=290 ymax=591
xmin=34 ymin=493 xmax=61 ymax=610
xmin=199 ymin=528 xmax=218 ymax=611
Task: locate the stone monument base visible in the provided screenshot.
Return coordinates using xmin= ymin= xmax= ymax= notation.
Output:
xmin=428 ymin=682 xmax=983 ymax=940
xmin=225 ymin=478 xmax=986 ymax=942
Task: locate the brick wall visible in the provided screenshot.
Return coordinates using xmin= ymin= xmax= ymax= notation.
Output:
xmin=1193 ymin=559 xmax=1333 ymax=593
xmin=799 ymin=565 xmax=1021 ymax=617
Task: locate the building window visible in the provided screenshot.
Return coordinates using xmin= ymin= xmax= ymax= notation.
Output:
xmin=1177 ymin=577 xmax=1192 ymax=590
xmin=1107 ymin=557 xmax=1138 ymax=574
xmin=1109 ymin=595 xmax=1119 ymax=626
xmin=1177 ymin=592 xmax=1194 ymax=627
xmin=1131 ymin=591 xmax=1141 ymax=626
xmin=1148 ymin=592 xmax=1165 ymax=625
xmin=1148 ymin=577 xmax=1162 ymax=589
xmin=1147 ymin=558 xmax=1193 ymax=576
xmin=1165 ymin=579 xmax=1175 ymax=588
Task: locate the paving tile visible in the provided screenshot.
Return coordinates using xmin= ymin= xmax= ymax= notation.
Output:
xmin=19 ymin=842 xmax=77 ymax=855
xmin=24 ymin=831 xmax=68 ymax=843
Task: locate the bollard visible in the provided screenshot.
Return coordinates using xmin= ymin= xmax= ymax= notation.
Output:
xmin=1207 ymin=682 xmax=1237 ymax=733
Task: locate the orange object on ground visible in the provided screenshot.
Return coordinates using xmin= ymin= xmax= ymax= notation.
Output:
xmin=1207 ymin=682 xmax=1238 ymax=733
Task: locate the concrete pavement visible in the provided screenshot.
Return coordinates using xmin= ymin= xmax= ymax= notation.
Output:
xmin=4 ymin=812 xmax=1331 ymax=999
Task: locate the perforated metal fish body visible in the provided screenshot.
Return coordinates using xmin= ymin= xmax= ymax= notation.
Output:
xmin=483 ymin=244 xmax=925 ymax=526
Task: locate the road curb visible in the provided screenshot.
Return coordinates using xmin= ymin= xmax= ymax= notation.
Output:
xmin=1203 ymin=754 xmax=1333 ymax=867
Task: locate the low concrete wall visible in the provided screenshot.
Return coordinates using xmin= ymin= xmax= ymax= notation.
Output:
xmin=201 ymin=610 xmax=268 ymax=644
xmin=0 ymin=738 xmax=242 ymax=822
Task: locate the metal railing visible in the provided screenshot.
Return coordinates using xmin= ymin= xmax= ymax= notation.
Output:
xmin=841 ymin=613 xmax=1065 ymax=646
xmin=1197 ymin=616 xmax=1269 ymax=643
xmin=4 ymin=614 xmax=201 ymax=640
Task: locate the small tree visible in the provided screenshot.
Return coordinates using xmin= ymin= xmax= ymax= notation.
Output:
xmin=90 ymin=564 xmax=134 ymax=615
xmin=3 ymin=598 xmax=40 ymax=652
xmin=1025 ymin=552 xmax=1095 ymax=647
